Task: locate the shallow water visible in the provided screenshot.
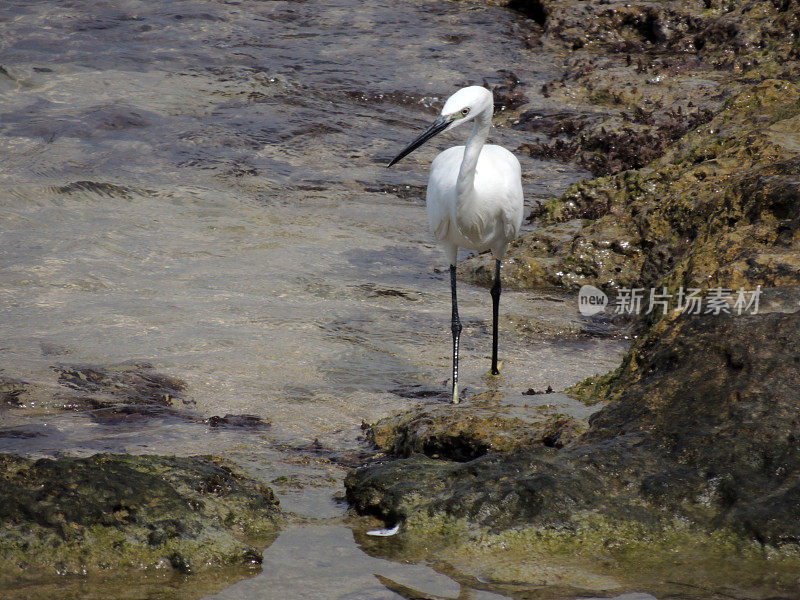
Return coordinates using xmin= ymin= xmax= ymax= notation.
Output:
xmin=0 ymin=1 xmax=632 ymax=598
xmin=207 ymin=525 xmax=665 ymax=600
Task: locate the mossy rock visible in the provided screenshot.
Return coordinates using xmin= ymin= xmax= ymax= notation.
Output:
xmin=368 ymin=393 xmax=586 ymax=461
xmin=0 ymin=453 xmax=281 ymax=583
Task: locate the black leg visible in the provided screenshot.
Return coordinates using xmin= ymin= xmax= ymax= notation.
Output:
xmin=450 ymin=264 xmax=462 ymax=404
xmin=490 ymin=258 xmax=501 ymax=375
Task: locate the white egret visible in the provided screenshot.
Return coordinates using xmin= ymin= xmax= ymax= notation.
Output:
xmin=387 ymin=86 xmax=524 ymax=404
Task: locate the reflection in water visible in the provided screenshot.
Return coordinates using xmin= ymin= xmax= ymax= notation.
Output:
xmin=206 ymin=525 xmax=509 ymax=600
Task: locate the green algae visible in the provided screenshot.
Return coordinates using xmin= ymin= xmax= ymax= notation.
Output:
xmin=453 ymin=513 xmax=800 ymax=594
xmin=564 ymin=366 xmax=621 ymax=406
xmin=381 ymin=510 xmax=800 ymax=597
xmin=0 ymin=453 xmax=281 ymax=585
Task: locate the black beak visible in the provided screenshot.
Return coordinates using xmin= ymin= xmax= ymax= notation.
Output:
xmin=387 ymin=115 xmax=452 ymax=167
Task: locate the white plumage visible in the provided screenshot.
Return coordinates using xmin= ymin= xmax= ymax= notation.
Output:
xmin=387 ymin=85 xmax=524 ymax=403
xmin=427 ymin=143 xmax=523 ymax=265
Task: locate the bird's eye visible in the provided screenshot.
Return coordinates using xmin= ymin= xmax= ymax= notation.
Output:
xmin=461 ymin=108 xmax=470 ymax=116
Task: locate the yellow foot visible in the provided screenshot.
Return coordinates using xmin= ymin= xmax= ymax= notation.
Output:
xmin=485 ymin=361 xmax=503 ymax=378
xmin=451 ymin=382 xmax=460 ymax=404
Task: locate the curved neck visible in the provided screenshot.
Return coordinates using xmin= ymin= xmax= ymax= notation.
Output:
xmin=457 ymin=105 xmax=492 ymax=197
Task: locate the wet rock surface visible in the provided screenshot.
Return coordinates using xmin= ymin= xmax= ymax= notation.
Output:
xmin=501 ymin=0 xmax=800 ymax=175
xmin=0 ymin=453 xmax=280 ymax=582
xmin=367 ymin=392 xmax=586 ymax=462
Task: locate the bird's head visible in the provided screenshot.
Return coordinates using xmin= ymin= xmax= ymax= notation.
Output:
xmin=387 ymin=86 xmax=493 ymax=167
xmin=440 ymin=85 xmax=493 ymax=130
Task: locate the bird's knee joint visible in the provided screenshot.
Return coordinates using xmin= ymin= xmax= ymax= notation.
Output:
xmin=490 ymin=284 xmax=501 ymax=299
xmin=451 ymin=319 xmax=462 ymax=336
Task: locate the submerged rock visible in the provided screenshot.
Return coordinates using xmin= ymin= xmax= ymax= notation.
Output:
xmin=0 ymin=453 xmax=280 ymax=583
xmin=0 ymin=376 xmax=29 ymax=407
xmin=204 ymin=413 xmax=271 ymax=429
xmin=0 ymin=362 xmax=217 ymax=428
xmin=0 ymin=362 xmax=194 ymax=416
xmin=54 ymin=362 xmax=192 ymax=409
xmin=367 ymin=392 xmax=585 ymax=462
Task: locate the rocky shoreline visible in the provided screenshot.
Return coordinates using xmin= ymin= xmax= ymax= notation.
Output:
xmin=346 ymin=0 xmax=800 ymax=595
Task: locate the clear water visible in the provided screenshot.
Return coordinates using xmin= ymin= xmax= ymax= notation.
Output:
xmin=0 ymin=1 xmax=630 ymax=598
